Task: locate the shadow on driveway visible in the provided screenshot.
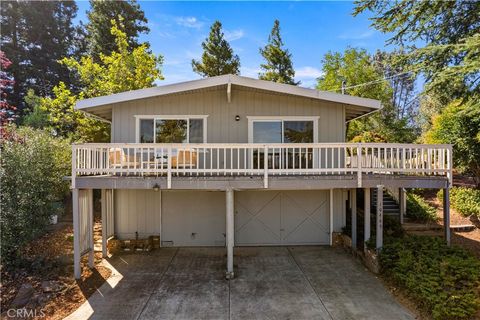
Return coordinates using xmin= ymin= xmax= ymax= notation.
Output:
xmin=65 ymin=246 xmax=413 ymax=320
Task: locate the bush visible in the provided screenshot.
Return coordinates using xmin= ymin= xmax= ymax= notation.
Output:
xmin=438 ymin=187 xmax=480 ymax=218
xmin=0 ymin=125 xmax=70 ymax=268
xmin=380 ymin=235 xmax=480 ymax=320
xmin=406 ymin=193 xmax=438 ymax=223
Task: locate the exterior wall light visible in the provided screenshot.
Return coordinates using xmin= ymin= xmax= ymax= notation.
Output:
xmin=235 ymin=115 xmax=240 ymax=121
xmin=153 ymin=183 xmax=160 ymax=192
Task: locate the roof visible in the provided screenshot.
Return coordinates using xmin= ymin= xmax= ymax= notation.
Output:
xmin=76 ymin=74 xmax=382 ymax=122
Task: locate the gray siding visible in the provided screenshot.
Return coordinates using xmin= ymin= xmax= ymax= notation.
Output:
xmin=111 ymin=87 xmax=346 ymax=143
xmin=113 ymin=189 xmax=346 ymax=243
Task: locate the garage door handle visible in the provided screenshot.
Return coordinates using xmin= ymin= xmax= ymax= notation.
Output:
xmin=280 ymin=228 xmax=285 ymax=231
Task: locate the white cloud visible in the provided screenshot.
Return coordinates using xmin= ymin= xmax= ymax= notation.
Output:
xmin=175 ymin=16 xmax=204 ymax=29
xmin=224 ymin=29 xmax=245 ymax=42
xmin=241 ymin=67 xmax=261 ymax=78
xmin=338 ymin=30 xmax=375 ymax=40
xmin=295 ymin=66 xmax=324 ymax=79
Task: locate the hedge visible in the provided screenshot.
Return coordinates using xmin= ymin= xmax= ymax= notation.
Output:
xmin=438 ymin=187 xmax=480 ymax=218
xmin=380 ymin=236 xmax=480 ymax=320
xmin=406 ymin=193 xmax=438 ymax=223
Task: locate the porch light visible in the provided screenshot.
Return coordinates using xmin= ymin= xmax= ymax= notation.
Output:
xmin=235 ymin=115 xmax=240 ymax=121
xmin=153 ymin=183 xmax=160 ymax=192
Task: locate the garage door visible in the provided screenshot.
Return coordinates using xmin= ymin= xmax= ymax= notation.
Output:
xmin=162 ymin=191 xmax=226 ymax=246
xmin=235 ymin=190 xmax=330 ymax=245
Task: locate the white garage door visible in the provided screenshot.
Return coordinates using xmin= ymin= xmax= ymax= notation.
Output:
xmin=235 ymin=190 xmax=330 ymax=245
xmin=162 ymin=191 xmax=226 ymax=246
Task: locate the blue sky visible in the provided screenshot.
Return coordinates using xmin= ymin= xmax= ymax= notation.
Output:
xmin=76 ymin=1 xmax=394 ymax=88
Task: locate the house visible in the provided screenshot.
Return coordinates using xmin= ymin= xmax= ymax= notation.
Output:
xmin=71 ymin=74 xmax=452 ymax=279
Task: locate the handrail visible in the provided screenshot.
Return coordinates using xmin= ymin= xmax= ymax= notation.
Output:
xmin=71 ymin=143 xmax=453 ymax=189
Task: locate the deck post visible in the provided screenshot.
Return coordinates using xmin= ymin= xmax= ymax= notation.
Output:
xmin=88 ymin=189 xmax=94 ymax=268
xmin=443 ymin=187 xmax=451 ymax=246
xmin=364 ymin=188 xmax=371 ymax=246
xmin=72 ymin=188 xmax=81 ymax=279
xmin=376 ymin=185 xmax=383 ymax=251
xmin=101 ymin=189 xmax=108 ymax=258
xmin=399 ymin=188 xmax=406 ymax=224
xmin=351 ymin=189 xmax=357 ymax=250
xmin=226 ymin=189 xmax=235 ymax=279
xmin=329 ymin=189 xmax=334 ymax=246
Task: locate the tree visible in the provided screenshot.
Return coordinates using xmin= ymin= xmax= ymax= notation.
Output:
xmin=353 ymin=0 xmax=480 ymax=98
xmin=0 ymin=51 xmax=17 ymax=137
xmin=424 ymin=97 xmax=480 ymax=186
xmin=38 ymin=20 xmax=163 ymax=142
xmin=0 ymin=1 xmax=85 ymax=111
xmin=317 ymin=48 xmax=417 ymax=142
xmin=86 ymin=0 xmax=149 ymax=61
xmin=192 ymin=21 xmax=240 ymax=77
xmin=259 ymin=20 xmax=298 ymax=85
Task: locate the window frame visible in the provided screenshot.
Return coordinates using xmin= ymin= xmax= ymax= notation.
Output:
xmin=135 ymin=115 xmax=208 ymax=143
xmin=247 ymin=116 xmax=319 ymax=144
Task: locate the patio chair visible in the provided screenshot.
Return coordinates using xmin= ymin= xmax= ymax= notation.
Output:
xmin=171 ymin=150 xmax=197 ymax=168
xmin=109 ymin=148 xmax=140 ymax=169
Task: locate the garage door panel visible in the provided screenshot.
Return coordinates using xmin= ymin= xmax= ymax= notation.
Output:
xmin=235 ymin=191 xmax=330 ymax=246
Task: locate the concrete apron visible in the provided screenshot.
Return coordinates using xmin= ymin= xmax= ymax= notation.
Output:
xmin=65 ymin=246 xmax=413 ymax=320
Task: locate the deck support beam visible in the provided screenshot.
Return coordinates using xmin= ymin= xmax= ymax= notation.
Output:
xmin=101 ymin=189 xmax=108 ymax=258
xmin=443 ymin=187 xmax=451 ymax=246
xmin=226 ymin=189 xmax=235 ymax=279
xmin=73 ymin=188 xmax=81 ymax=279
xmin=351 ymin=189 xmax=357 ymax=250
xmin=399 ymin=188 xmax=406 ymax=224
xmin=364 ymin=188 xmax=371 ymax=246
xmin=376 ymin=185 xmax=383 ymax=251
xmin=329 ymin=189 xmax=334 ymax=246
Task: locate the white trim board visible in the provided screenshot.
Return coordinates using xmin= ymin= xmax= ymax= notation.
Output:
xmin=76 ymin=74 xmax=382 ymax=111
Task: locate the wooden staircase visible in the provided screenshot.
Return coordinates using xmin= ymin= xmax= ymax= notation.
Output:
xmin=372 ymin=188 xmax=400 ymax=217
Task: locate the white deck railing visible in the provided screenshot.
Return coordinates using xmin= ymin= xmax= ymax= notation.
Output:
xmin=72 ymin=143 xmax=452 ymax=188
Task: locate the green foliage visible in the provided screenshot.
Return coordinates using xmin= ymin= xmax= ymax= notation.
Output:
xmin=406 ymin=193 xmax=437 ymax=223
xmin=317 ymin=48 xmax=417 ymax=143
xmin=424 ymin=97 xmax=480 ymax=185
xmin=86 ymin=0 xmax=149 ymax=61
xmin=192 ymin=21 xmax=240 ymax=77
xmin=438 ymin=187 xmax=480 ymax=218
xmin=354 ymin=0 xmax=480 ymax=98
xmin=0 ymin=1 xmax=84 ymax=110
xmin=379 ymin=235 xmax=480 ymax=320
xmin=259 ymin=20 xmax=298 ymax=85
xmin=22 ymin=89 xmax=49 ymax=129
xmin=40 ymin=19 xmax=163 ymax=142
xmin=0 ymin=125 xmax=70 ymax=268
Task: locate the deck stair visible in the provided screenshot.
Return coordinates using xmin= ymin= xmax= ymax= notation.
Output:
xmin=372 ymin=188 xmax=400 ymax=217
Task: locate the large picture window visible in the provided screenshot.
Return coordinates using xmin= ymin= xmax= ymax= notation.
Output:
xmin=137 ymin=116 xmax=206 ymax=143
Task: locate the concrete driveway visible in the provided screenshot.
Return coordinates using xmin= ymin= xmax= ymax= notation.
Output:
xmin=66 ymin=247 xmax=413 ymax=320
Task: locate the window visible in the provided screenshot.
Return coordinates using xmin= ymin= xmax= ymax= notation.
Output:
xmin=137 ymin=116 xmax=207 ymax=143
xmin=250 ymin=118 xmax=316 ymax=143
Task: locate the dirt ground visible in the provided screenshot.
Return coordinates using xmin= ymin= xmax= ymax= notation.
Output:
xmin=0 ymin=221 xmax=111 ymax=320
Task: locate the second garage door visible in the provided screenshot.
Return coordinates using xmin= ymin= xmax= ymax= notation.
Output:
xmin=235 ymin=190 xmax=330 ymax=245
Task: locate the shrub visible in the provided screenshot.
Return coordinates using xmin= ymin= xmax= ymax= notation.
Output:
xmin=438 ymin=187 xmax=480 ymax=218
xmin=406 ymin=193 xmax=438 ymax=223
xmin=0 ymin=125 xmax=70 ymax=268
xmin=380 ymin=235 xmax=480 ymax=320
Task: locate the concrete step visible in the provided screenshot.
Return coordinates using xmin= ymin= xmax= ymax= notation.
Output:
xmin=403 ymin=223 xmax=442 ymax=231
xmin=450 ymin=225 xmax=476 ymax=232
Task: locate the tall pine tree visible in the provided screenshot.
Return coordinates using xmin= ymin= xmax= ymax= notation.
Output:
xmin=192 ymin=21 xmax=240 ymax=77
xmin=0 ymin=1 xmax=84 ymax=112
xmin=259 ymin=20 xmax=298 ymax=85
xmin=86 ymin=0 xmax=149 ymax=61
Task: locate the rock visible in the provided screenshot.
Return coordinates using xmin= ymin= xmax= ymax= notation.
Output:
xmin=41 ymin=280 xmax=63 ymax=293
xmin=11 ymin=283 xmax=34 ymax=308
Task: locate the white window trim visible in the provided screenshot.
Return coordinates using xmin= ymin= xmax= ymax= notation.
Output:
xmin=247 ymin=116 xmax=319 ymax=143
xmin=135 ymin=115 xmax=208 ymax=143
